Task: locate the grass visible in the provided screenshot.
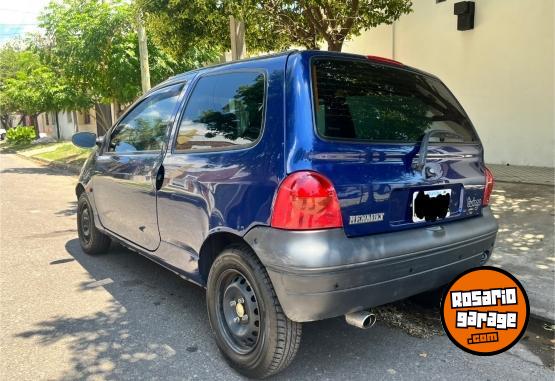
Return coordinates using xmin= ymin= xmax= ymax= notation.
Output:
xmin=0 ymin=140 xmax=58 ymax=153
xmin=33 ymin=142 xmax=92 ymax=166
xmin=0 ymin=139 xmax=92 ymax=168
xmin=17 ymin=142 xmax=59 ymax=152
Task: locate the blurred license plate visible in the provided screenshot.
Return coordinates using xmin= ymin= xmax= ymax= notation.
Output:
xmin=412 ymin=189 xmax=451 ymax=223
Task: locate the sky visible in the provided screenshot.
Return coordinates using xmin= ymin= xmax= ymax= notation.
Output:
xmin=0 ymin=0 xmax=50 ymax=44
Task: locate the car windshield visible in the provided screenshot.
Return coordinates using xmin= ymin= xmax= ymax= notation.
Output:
xmin=311 ymin=58 xmax=478 ymax=143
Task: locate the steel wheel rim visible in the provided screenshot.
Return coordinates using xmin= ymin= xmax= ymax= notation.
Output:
xmin=80 ymin=205 xmax=92 ymax=243
xmin=215 ymin=269 xmax=261 ymax=354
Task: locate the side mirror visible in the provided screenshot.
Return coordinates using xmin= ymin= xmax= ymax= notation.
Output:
xmin=72 ymin=132 xmax=98 ymax=148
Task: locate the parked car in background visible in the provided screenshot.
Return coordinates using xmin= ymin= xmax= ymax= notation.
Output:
xmin=71 ymin=51 xmax=498 ymax=378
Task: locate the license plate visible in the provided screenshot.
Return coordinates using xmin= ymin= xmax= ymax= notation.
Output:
xmin=412 ymin=189 xmax=451 ymax=223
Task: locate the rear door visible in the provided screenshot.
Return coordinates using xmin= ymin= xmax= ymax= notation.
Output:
xmin=93 ymin=83 xmax=184 ymax=250
xmin=292 ymin=56 xmax=486 ymax=237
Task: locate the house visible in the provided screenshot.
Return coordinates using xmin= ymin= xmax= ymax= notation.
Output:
xmin=37 ymin=103 xmax=124 ymax=140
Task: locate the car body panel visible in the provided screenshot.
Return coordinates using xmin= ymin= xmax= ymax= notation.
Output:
xmin=155 ymin=55 xmax=288 ymax=278
xmin=284 ymin=51 xmax=487 ymax=237
xmin=88 ymin=84 xmax=187 ymax=251
xmin=92 ymin=151 xmax=163 ymax=250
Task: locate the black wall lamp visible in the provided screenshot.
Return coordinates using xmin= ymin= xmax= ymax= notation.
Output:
xmin=454 ymin=1 xmax=475 ymax=31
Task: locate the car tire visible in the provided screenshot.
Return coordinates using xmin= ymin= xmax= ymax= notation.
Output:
xmin=206 ymin=244 xmax=302 ymax=379
xmin=77 ymin=192 xmax=111 ymax=255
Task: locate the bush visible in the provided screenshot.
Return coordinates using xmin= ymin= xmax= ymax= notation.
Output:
xmin=6 ymin=126 xmax=36 ymax=145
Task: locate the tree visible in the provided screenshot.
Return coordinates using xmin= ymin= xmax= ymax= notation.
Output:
xmin=139 ymin=0 xmax=412 ymax=55
xmin=0 ymin=44 xmax=20 ymax=128
xmin=254 ymin=0 xmax=413 ymax=52
xmin=137 ymin=0 xmax=293 ymax=61
xmin=0 ymin=44 xmax=86 ymax=135
xmin=38 ymin=0 xmax=201 ymax=132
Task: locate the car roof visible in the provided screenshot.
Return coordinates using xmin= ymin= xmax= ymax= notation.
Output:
xmin=151 ymin=50 xmax=295 ymax=92
xmin=150 ymin=50 xmax=437 ymax=93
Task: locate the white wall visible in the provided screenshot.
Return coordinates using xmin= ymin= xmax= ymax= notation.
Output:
xmin=57 ymin=111 xmax=76 ymax=140
xmin=344 ymin=0 xmax=554 ymax=167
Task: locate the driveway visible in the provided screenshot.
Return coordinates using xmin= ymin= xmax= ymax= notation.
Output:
xmin=0 ymin=153 xmax=553 ymax=380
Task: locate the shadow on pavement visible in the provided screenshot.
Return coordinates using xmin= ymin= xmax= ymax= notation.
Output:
xmin=55 ymin=201 xmax=78 ymax=217
xmin=0 ymin=165 xmax=75 ymax=177
xmin=17 ymin=239 xmax=213 ymax=380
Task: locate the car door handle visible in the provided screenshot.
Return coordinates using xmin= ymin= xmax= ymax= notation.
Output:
xmin=155 ymin=165 xmax=165 ymax=190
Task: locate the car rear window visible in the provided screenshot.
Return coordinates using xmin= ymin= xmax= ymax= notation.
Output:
xmin=311 ymin=58 xmax=478 ymax=143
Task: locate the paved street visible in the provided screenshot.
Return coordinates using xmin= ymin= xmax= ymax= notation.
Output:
xmin=0 ymin=152 xmax=553 ymax=381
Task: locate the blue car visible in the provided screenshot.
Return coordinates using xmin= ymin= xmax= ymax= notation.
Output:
xmin=72 ymin=51 xmax=498 ymax=378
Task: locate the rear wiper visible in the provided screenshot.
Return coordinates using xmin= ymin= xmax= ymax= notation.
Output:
xmin=413 ymin=129 xmax=464 ymax=171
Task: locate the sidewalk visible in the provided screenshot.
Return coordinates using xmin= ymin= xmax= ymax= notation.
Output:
xmin=488 ymin=163 xmax=554 ymax=186
xmin=489 ymin=181 xmax=555 ymax=322
xmin=6 ymin=142 xmax=85 ymax=174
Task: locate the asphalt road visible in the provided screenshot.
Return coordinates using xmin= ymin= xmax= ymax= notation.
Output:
xmin=0 ymin=152 xmax=553 ymax=381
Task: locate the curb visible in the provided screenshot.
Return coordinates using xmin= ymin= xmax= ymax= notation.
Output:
xmin=495 ymin=179 xmax=554 ymax=187
xmin=15 ymin=153 xmax=81 ymax=175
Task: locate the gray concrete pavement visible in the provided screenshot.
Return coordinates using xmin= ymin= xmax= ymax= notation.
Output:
xmin=489 ymin=182 xmax=555 ymax=322
xmin=0 ymin=152 xmax=553 ymax=381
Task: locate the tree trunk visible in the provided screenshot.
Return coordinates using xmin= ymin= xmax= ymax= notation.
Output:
xmin=32 ymin=114 xmax=40 ymax=139
xmin=137 ymin=12 xmax=151 ymax=93
xmin=73 ymin=111 xmax=79 ymax=133
xmin=54 ymin=111 xmax=61 ymax=140
xmin=112 ymin=101 xmax=120 ymax=121
xmin=0 ymin=114 xmax=9 ymax=129
xmin=327 ymin=39 xmax=344 ymax=52
xmin=92 ymin=103 xmax=113 ymax=135
xmin=229 ymin=16 xmax=247 ymax=60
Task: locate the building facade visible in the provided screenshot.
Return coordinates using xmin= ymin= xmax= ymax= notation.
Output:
xmin=37 ymin=103 xmax=122 ymax=140
xmin=342 ymin=0 xmax=554 ymax=167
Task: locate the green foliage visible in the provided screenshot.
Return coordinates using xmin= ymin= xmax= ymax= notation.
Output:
xmin=38 ymin=0 xmax=140 ymax=105
xmin=250 ymin=0 xmax=413 ymax=51
xmin=38 ymin=0 xmax=203 ymax=107
xmin=6 ymin=126 xmax=36 ymax=145
xmin=138 ymin=0 xmax=293 ymax=60
xmin=139 ymin=0 xmax=413 ymax=55
xmin=0 ymin=47 xmax=86 ymax=115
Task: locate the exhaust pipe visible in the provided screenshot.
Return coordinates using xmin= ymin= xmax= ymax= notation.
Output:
xmin=345 ymin=310 xmax=376 ymax=329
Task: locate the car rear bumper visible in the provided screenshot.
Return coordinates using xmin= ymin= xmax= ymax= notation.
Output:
xmin=244 ymin=207 xmax=498 ymax=322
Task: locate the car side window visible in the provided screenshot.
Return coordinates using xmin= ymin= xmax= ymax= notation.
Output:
xmin=108 ymin=84 xmax=183 ymax=153
xmin=174 ymin=72 xmax=265 ymax=151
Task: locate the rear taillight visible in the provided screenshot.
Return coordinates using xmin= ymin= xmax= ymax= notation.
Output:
xmin=271 ymin=171 xmax=343 ymax=230
xmin=483 ymin=167 xmax=494 ymax=206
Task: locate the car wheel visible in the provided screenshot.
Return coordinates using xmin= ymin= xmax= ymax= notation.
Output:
xmin=77 ymin=192 xmax=111 ymax=255
xmin=206 ymin=244 xmax=302 ymax=379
